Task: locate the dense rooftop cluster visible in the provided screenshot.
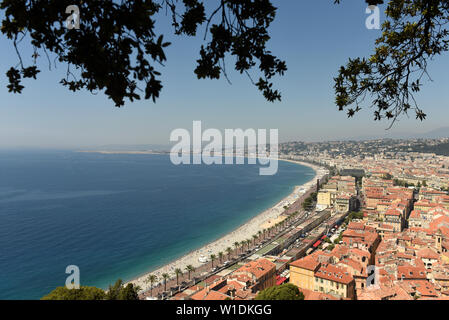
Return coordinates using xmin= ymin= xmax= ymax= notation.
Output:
xmin=283 ymin=138 xmax=449 ymax=299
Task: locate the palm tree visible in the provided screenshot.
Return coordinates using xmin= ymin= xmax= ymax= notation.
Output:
xmin=234 ymin=241 xmax=240 ymax=252
xmin=240 ymin=240 xmax=246 ymax=252
xmin=253 ymin=234 xmax=258 ymax=246
xmin=185 ymin=265 xmax=195 ymax=280
xmin=258 ymin=230 xmax=262 ymax=240
xmin=145 ymin=274 xmax=157 ymax=297
xmin=162 ymin=273 xmax=170 ymax=292
xmin=218 ymin=251 xmax=224 ymax=264
xmin=174 ymin=268 xmax=182 ymax=286
xmin=246 ymin=239 xmax=251 ymax=250
xmin=210 ymin=254 xmax=216 ymax=268
xmin=226 ymin=247 xmax=232 ymax=260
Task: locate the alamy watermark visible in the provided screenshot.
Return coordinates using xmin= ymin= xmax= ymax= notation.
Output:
xmin=66 ymin=5 xmax=80 ymax=30
xmin=65 ymin=265 xmax=80 ymax=289
xmin=63 ymin=5 xmax=378 ymax=31
xmin=365 ymin=5 xmax=380 ymax=30
xmin=170 ymin=121 xmax=279 ymax=176
xmin=366 ymin=265 xmax=380 ymax=289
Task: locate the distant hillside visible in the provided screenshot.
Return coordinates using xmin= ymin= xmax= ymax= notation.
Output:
xmin=403 ymin=142 xmax=449 ymax=156
xmin=341 ymin=126 xmax=449 ymax=141
xmin=418 ymin=127 xmax=449 ymax=139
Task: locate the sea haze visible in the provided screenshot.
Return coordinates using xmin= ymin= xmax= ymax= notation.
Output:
xmin=0 ymin=151 xmax=315 ymax=299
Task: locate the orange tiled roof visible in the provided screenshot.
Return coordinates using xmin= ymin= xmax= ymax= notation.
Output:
xmin=417 ymin=247 xmax=439 ymax=260
xmin=397 ymin=265 xmax=427 ymax=280
xmin=290 ymin=254 xmax=320 ymax=271
xmin=315 ymin=264 xmax=354 ymax=284
xmin=232 ymin=258 xmax=275 ymax=280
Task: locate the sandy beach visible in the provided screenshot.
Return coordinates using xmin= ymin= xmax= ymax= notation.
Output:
xmin=126 ymin=159 xmax=326 ymax=293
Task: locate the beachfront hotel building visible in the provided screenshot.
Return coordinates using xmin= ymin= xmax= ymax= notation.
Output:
xmin=317 ymin=190 xmax=334 ymax=209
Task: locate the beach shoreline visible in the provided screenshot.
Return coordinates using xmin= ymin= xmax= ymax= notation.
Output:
xmin=126 ymin=159 xmax=327 ymax=293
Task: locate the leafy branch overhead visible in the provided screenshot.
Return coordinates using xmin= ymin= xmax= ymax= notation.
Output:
xmin=334 ymin=0 xmax=449 ymax=126
xmin=1 ymin=0 xmax=447 ymax=125
xmin=0 ymin=0 xmax=286 ymax=106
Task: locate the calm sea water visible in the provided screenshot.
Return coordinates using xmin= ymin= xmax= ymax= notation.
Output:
xmin=0 ymin=151 xmax=315 ymax=299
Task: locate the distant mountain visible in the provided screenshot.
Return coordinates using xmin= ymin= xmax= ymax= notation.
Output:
xmin=81 ymin=144 xmax=170 ymax=152
xmin=416 ymin=127 xmax=449 ymax=139
xmin=341 ymin=126 xmax=449 ymax=142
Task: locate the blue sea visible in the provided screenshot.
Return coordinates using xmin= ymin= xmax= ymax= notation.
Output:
xmin=0 ymin=151 xmax=315 ymax=299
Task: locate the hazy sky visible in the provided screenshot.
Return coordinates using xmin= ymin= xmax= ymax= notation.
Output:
xmin=1 ymin=1 xmax=448 ymax=149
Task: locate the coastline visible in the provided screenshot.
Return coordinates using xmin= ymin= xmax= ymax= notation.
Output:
xmin=126 ymin=159 xmax=327 ymax=293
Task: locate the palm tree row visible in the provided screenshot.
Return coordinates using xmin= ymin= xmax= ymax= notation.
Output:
xmin=142 ymin=213 xmax=302 ymax=297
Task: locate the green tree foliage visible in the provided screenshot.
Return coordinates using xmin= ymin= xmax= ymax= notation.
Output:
xmin=394 ymin=178 xmax=414 ymax=188
xmin=2 ymin=0 xmax=443 ymax=124
xmin=400 ymin=141 xmax=449 ymax=156
xmin=302 ymin=198 xmax=312 ymax=210
xmin=344 ymin=211 xmax=364 ymax=224
xmin=116 ymin=283 xmax=140 ymax=300
xmin=383 ymin=173 xmax=393 ymax=180
xmin=334 ymin=234 xmax=343 ymax=244
xmin=0 ymin=0 xmax=286 ymax=106
xmin=302 ymin=192 xmax=317 ymax=210
xmin=335 ymin=0 xmax=448 ymax=126
xmin=41 ymin=286 xmax=106 ymax=300
xmin=255 ymin=283 xmax=305 ymax=300
xmin=42 ymin=279 xmax=140 ymax=300
xmin=105 ymin=279 xmax=140 ymax=300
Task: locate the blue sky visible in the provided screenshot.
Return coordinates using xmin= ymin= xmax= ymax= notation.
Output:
xmin=0 ymin=1 xmax=448 ymax=149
